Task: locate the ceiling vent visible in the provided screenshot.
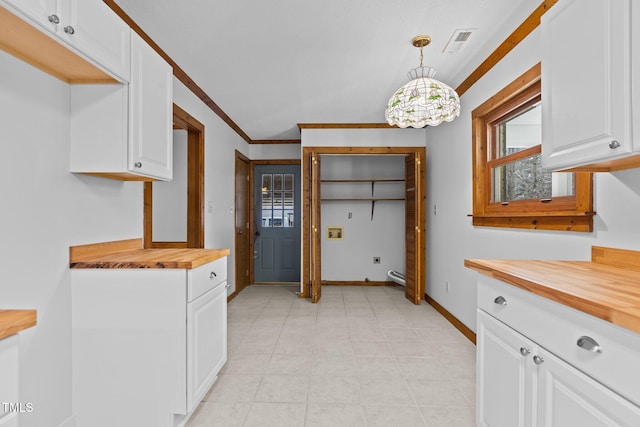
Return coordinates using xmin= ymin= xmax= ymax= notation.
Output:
xmin=443 ymin=28 xmax=476 ymax=54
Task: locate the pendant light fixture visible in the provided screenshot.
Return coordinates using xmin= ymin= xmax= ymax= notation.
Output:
xmin=385 ymin=35 xmax=460 ymax=128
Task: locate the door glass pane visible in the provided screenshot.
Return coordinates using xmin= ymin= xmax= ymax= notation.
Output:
xmin=260 ymin=172 xmax=295 ymax=228
xmin=495 ymin=103 xmax=541 ymax=159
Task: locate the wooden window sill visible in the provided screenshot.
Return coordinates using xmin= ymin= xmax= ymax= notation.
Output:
xmin=470 ymin=214 xmax=593 ymax=232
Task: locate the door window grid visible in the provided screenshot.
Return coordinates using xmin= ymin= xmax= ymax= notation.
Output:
xmin=261 ymin=173 xmax=294 ymax=227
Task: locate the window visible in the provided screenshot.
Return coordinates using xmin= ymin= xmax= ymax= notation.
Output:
xmin=472 ymin=63 xmax=593 ymax=232
xmin=261 ymin=173 xmax=295 ymax=227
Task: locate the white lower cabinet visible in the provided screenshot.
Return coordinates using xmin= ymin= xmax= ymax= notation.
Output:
xmin=72 ymin=257 xmax=228 ymax=427
xmin=477 ymin=277 xmax=640 ymax=427
xmin=0 ymin=335 xmax=19 ymax=426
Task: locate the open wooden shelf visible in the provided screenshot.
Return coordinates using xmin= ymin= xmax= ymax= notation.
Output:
xmin=321 ymin=198 xmax=405 ymax=201
xmin=321 ymin=179 xmax=404 ymax=183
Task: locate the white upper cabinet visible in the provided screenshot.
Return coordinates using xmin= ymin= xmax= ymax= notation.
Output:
xmin=129 ymin=31 xmax=173 ymax=180
xmin=541 ymin=0 xmax=633 ymax=170
xmin=2 ymin=0 xmax=130 ymax=81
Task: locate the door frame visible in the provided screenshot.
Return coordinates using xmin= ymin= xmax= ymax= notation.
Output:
xmin=249 ymin=159 xmax=302 ymax=285
xmin=234 ymin=151 xmax=250 ymax=295
xmin=144 ymin=103 xmax=205 ymax=248
xmin=301 ymin=146 xmax=426 ymax=302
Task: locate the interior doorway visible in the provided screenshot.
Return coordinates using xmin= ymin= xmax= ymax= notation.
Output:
xmin=302 ymin=147 xmax=426 ymax=304
xmin=144 ymin=103 xmax=204 ymax=248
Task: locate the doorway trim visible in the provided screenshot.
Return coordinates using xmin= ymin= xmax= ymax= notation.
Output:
xmin=301 ymin=146 xmax=426 ymax=302
xmin=144 ymin=103 xmax=205 ymax=248
xmin=249 ymin=159 xmax=302 ymax=285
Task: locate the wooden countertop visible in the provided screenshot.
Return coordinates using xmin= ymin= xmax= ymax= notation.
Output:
xmin=69 ymin=238 xmax=230 ymax=269
xmin=465 ymin=246 xmax=640 ymax=334
xmin=0 ymin=310 xmax=37 ymax=340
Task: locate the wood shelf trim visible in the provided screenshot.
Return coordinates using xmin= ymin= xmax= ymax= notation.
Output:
xmin=0 ymin=310 xmax=37 ymax=340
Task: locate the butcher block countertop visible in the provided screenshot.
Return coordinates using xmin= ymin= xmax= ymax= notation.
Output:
xmin=465 ymin=246 xmax=640 ymax=334
xmin=0 ymin=310 xmax=37 ymax=340
xmin=69 ymin=238 xmax=230 ymax=269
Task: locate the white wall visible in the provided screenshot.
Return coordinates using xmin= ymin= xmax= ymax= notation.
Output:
xmin=0 ymin=51 xmax=142 ymax=427
xmin=249 ymin=143 xmax=300 ymax=160
xmin=153 ymin=130 xmax=188 ymax=241
xmin=425 ymin=27 xmax=640 ymax=331
xmin=302 ymin=128 xmax=426 ymax=147
xmin=321 ymin=156 xmax=405 ymax=281
xmin=172 ymin=79 xmax=250 ymax=294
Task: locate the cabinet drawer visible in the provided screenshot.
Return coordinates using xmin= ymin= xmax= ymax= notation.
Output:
xmin=478 ymin=276 xmax=640 ymax=406
xmin=187 ymin=257 xmax=227 ymax=302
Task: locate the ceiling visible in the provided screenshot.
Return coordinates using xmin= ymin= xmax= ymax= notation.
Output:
xmin=113 ymin=0 xmax=541 ymax=141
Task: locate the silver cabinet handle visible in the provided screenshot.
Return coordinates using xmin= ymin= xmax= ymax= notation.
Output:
xmin=48 ymin=14 xmax=60 ymax=24
xmin=577 ymin=336 xmax=602 ymax=353
xmin=209 ymin=271 xmax=217 ymax=279
xmin=64 ymin=25 xmax=75 ymax=35
xmin=493 ymin=296 xmax=507 ymax=306
xmin=609 ymin=140 xmax=620 ymax=149
xmin=520 ymin=347 xmax=531 ymax=356
xmin=225 ymin=283 xmax=230 ymax=289
xmin=134 ymin=162 xmax=142 ymax=168
xmin=533 ymin=355 xmax=544 ymax=365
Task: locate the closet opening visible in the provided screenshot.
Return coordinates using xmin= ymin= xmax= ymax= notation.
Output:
xmin=302 ymin=147 xmax=426 ymax=304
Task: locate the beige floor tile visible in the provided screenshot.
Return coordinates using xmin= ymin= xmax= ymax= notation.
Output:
xmin=243 ymin=402 xmax=307 ymax=427
xmin=254 ymin=374 xmax=309 ymax=403
xmin=354 ymin=356 xmax=401 ymax=377
xmin=420 ymin=406 xmax=476 ymax=427
xmin=222 ymin=353 xmax=270 ymax=375
xmin=310 ymin=354 xmax=356 ymax=376
xmin=185 ymin=402 xmax=250 ymax=427
xmin=363 ymin=405 xmax=427 ymax=427
xmin=305 ymin=404 xmax=366 ymax=427
xmin=396 ymin=357 xmax=449 ymax=380
xmin=351 ymin=340 xmax=393 ymax=356
xmin=308 ymin=376 xmax=360 ymax=404
xmin=389 ymin=340 xmax=435 ymax=357
xmin=407 ymin=379 xmax=473 ymax=407
xmin=358 ymin=377 xmax=415 ymax=406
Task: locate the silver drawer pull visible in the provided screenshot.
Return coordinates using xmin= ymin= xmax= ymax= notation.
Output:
xmin=609 ymin=140 xmax=620 ymax=149
xmin=577 ymin=336 xmax=602 ymax=353
xmin=209 ymin=271 xmax=217 ymax=279
xmin=225 ymin=283 xmax=230 ymax=289
xmin=533 ymin=355 xmax=544 ymax=365
xmin=520 ymin=347 xmax=531 ymax=356
xmin=48 ymin=14 xmax=60 ymax=24
xmin=494 ymin=296 xmax=507 ymax=306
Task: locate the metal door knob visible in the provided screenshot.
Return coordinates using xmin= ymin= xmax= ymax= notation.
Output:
xmin=64 ymin=25 xmax=75 ymax=35
xmin=577 ymin=336 xmax=602 ymax=353
xmin=609 ymin=140 xmax=620 ymax=149
xmin=48 ymin=14 xmax=60 ymax=24
xmin=533 ymin=355 xmax=544 ymax=365
xmin=493 ymin=296 xmax=507 ymax=306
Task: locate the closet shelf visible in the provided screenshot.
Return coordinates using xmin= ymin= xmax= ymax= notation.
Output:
xmin=321 ymin=179 xmax=404 ymax=183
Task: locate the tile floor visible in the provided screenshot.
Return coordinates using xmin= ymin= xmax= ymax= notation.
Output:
xmin=187 ymin=284 xmax=476 ymax=427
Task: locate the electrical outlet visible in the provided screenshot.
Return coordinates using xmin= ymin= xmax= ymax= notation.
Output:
xmin=373 ymin=257 xmax=381 ymax=264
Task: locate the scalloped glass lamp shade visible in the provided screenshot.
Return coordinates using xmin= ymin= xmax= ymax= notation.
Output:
xmin=385 ymin=66 xmax=461 ymax=128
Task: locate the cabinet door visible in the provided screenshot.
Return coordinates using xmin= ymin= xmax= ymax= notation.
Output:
xmin=535 ymin=348 xmax=640 ymax=427
xmin=541 ymin=0 xmax=632 ymax=170
xmin=129 ymin=32 xmax=173 ymax=181
xmin=477 ymin=310 xmax=534 ymax=427
xmin=187 ymin=281 xmax=227 ymax=412
xmin=58 ymin=0 xmax=130 ymax=81
xmin=2 ymin=0 xmax=58 ymax=32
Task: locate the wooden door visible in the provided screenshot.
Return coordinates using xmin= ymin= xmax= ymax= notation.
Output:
xmin=235 ymin=152 xmax=250 ymax=294
xmin=311 ymin=153 xmax=322 ymax=303
xmin=405 ymin=152 xmax=424 ymax=304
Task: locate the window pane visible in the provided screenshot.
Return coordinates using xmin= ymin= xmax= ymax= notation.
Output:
xmin=495 ymin=103 xmax=541 ymax=159
xmin=283 ymin=209 xmax=294 ymax=227
xmin=262 ymin=174 xmax=272 ymax=192
xmin=284 ymin=174 xmax=294 ymax=191
xmin=492 ymin=154 xmax=573 ymax=202
xmin=274 ymin=174 xmax=283 ymax=191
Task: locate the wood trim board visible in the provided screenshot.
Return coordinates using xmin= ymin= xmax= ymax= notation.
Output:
xmin=425 ymin=295 xmax=476 ymax=344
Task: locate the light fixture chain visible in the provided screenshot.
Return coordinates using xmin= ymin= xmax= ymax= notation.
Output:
xmin=419 ymin=47 xmax=424 ymax=67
